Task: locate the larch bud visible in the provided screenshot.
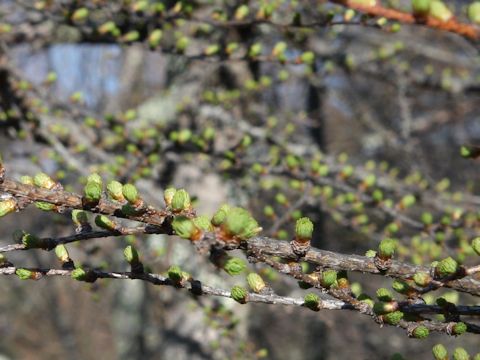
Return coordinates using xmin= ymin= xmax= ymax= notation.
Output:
xmin=0 ymin=199 xmax=16 ymax=218
xmin=429 ymin=1 xmax=452 ymax=22
xmin=247 ymin=273 xmax=266 ymax=293
xmin=376 ymin=288 xmax=394 ymax=302
xmin=124 ymin=245 xmax=139 ymax=264
xmin=412 ymin=325 xmax=429 ymax=339
xmin=33 ymin=172 xmax=56 ymax=189
xmin=122 ymin=184 xmax=139 ymax=204
xmin=171 ymin=216 xmax=197 ymax=240
xmin=378 ymin=238 xmax=397 ymax=258
xmin=84 ymin=180 xmax=102 ymax=203
xmin=468 ymin=2 xmax=480 ymax=24
xmin=383 ymin=311 xmax=404 ymax=325
xmin=452 ymin=322 xmax=467 ymax=336
xmin=171 ymin=189 xmax=191 ymax=212
xmin=16 ymin=268 xmax=34 ymax=280
xmin=163 ymin=187 xmax=176 ymax=206
xmin=413 ymin=272 xmax=431 ymax=287
xmin=452 ymin=348 xmax=470 ymax=360
xmin=55 ymin=244 xmax=70 ymax=263
xmin=435 ymin=257 xmax=458 ymax=277
xmin=321 ymin=270 xmax=337 ymax=288
xmin=231 ymin=285 xmax=248 ymax=304
xmin=223 ymin=207 xmax=261 ymax=240
xmin=295 ymin=217 xmax=314 ymax=242
xmin=304 ymin=293 xmax=320 ymax=311
xmin=71 ymin=268 xmax=86 ymax=281
xmin=411 ymin=0 xmax=431 ymax=15
xmin=432 ymin=344 xmax=448 ymax=360
xmin=107 ymin=180 xmax=124 ymax=201
xmin=167 ymin=265 xmax=183 ymax=282
xmin=224 ymin=257 xmax=246 ymax=276
xmin=471 ymin=237 xmax=480 ymax=256
xmin=95 ymin=215 xmax=117 ymax=231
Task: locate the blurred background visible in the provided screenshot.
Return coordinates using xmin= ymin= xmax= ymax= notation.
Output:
xmin=0 ymin=1 xmax=479 ymax=359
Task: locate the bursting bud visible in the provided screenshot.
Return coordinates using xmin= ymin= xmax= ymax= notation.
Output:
xmin=16 ymin=268 xmax=34 ymax=280
xmin=429 ymin=1 xmax=452 ymax=22
xmin=376 ymin=288 xmax=394 ymax=302
xmin=247 ymin=273 xmax=266 ymax=293
xmin=468 ymin=2 xmax=480 ymax=24
xmin=172 ymin=216 xmax=197 ymax=240
xmin=321 ymin=270 xmax=337 ymax=288
xmin=193 ymin=215 xmax=212 ymax=232
xmin=124 ymin=245 xmax=139 ymax=264
xmin=231 ymin=285 xmax=248 ymax=304
xmin=171 ymin=189 xmax=191 ymax=212
xmin=223 ymin=207 xmax=261 ymax=240
xmin=72 ymin=8 xmax=89 ymax=22
xmin=84 ymin=180 xmax=102 ymax=203
xmin=412 ymin=0 xmax=431 ymax=15
xmin=34 ymin=172 xmax=56 ymax=189
xmin=71 ymin=267 xmax=87 ymax=281
xmin=471 ymin=237 xmax=480 ymax=256
xmin=413 ymin=272 xmax=431 ymax=287
xmin=224 ymin=257 xmax=246 ymax=276
xmin=95 ymin=215 xmax=117 ymax=231
xmin=107 ymin=180 xmax=125 ymax=201
xmin=211 ymin=204 xmax=230 ymax=226
xmin=0 ymin=199 xmax=16 ymax=218
xmin=373 ymin=301 xmax=397 ymax=315
xmin=432 ymin=344 xmax=448 ymax=360
xmin=435 ymin=257 xmax=458 ymax=277
xmin=295 ymin=217 xmax=314 ymax=242
xmin=304 ymin=293 xmax=320 ymax=311
xmin=452 ymin=348 xmax=470 ymax=360
xmin=378 ymin=238 xmax=397 ymax=258
xmin=163 ymin=187 xmax=176 ymax=206
xmin=392 ymin=279 xmax=414 ymax=295
xmin=55 ymin=244 xmax=70 ymax=263
xmin=122 ymin=184 xmax=139 ymax=204
xmin=383 ymin=311 xmax=404 ymax=325
xmin=452 ymin=322 xmax=467 ymax=336
xmin=412 ymin=325 xmax=430 ymax=339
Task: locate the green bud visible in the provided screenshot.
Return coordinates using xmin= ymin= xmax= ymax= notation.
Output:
xmin=20 ymin=175 xmax=34 ymax=185
xmin=452 ymin=322 xmax=467 ymax=336
xmin=107 ymin=180 xmax=124 ymax=201
xmin=471 ymin=237 xmax=480 ymax=256
xmin=148 ymin=29 xmax=163 ymax=47
xmin=400 ymin=194 xmax=416 ymax=208
xmin=224 ymin=257 xmax=246 ymax=276
xmin=124 ymin=245 xmax=139 ymax=264
xmin=358 ymin=294 xmax=374 ymax=308
xmin=378 ymin=238 xmax=397 ymax=258
xmin=421 ymin=212 xmax=433 ymax=225
xmin=376 ymin=288 xmax=394 ymax=302
xmin=22 ymin=233 xmax=42 ymax=249
xmin=231 ymin=285 xmax=248 ymax=303
xmin=435 ymin=256 xmax=458 ymax=277
xmin=321 ymin=270 xmax=337 ymax=288
xmin=84 ymin=181 xmax=102 ymax=202
xmin=95 ymin=215 xmax=117 ymax=231
xmin=122 ymin=184 xmax=139 ymax=204
xmin=72 ymin=210 xmax=89 ymax=226
xmin=72 ymin=7 xmax=89 ymax=22
xmin=413 ymin=272 xmax=431 ymax=287
xmin=87 ymin=174 xmax=102 ymax=185
xmin=392 ymin=279 xmax=412 ymax=295
xmin=275 ymin=193 xmax=288 ymax=205
xmin=211 ymin=204 xmax=230 ymax=226
xmin=35 ymin=201 xmax=55 ymax=211
xmin=468 ymin=2 xmax=480 ymax=24
xmin=246 ymin=273 xmax=266 ymax=293
xmin=453 ymin=348 xmax=470 ymax=360
xmin=365 ymin=249 xmax=377 ymax=258
xmin=171 ymin=216 xmax=196 ymax=239
xmin=55 ymin=244 xmax=70 ymax=262
xmin=34 ymin=172 xmax=56 ymax=189
xmin=383 ymin=311 xmax=404 ymax=325
xmin=432 ymin=344 xmax=448 ymax=360
xmin=71 ymin=268 xmax=86 ymax=281
xmin=193 ymin=215 xmax=212 ymax=232
xmin=263 ymin=205 xmax=275 ymax=217
xmin=412 ymin=325 xmax=429 ymax=339
xmin=163 ymin=187 xmax=176 ymax=206
xmin=411 ymin=0 xmax=431 ymax=15
xmin=171 ymin=189 xmax=191 ymax=212
xmin=295 ymin=217 xmax=314 ymax=241
xmin=168 ymin=265 xmax=183 ymax=282
xmin=429 ymin=1 xmax=452 ymax=22
xmin=304 ymin=293 xmax=320 ymax=311
xmin=16 ymin=268 xmax=34 ymax=280
xmin=300 ymin=51 xmax=315 ymax=65
xmin=0 ymin=199 xmax=16 ymax=218
xmin=234 ymin=4 xmax=249 ymax=20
